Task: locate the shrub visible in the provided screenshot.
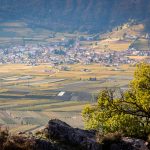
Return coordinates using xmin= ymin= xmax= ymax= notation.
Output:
xmin=0 ymin=128 xmax=35 ymax=150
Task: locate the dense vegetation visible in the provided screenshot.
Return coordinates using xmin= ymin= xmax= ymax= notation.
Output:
xmin=82 ymin=63 xmax=150 ymax=139
xmin=0 ymin=0 xmax=150 ymax=33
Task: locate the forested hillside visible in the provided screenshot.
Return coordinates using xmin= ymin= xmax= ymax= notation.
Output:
xmin=0 ymin=0 xmax=150 ymax=33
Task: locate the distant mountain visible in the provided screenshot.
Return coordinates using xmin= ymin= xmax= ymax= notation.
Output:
xmin=0 ymin=0 xmax=150 ymax=33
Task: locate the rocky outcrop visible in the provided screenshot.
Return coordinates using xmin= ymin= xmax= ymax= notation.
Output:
xmin=122 ymin=137 xmax=149 ymax=150
xmin=1 ymin=119 xmax=149 ymax=150
xmin=44 ymin=119 xmax=149 ymax=150
xmin=45 ymin=119 xmax=101 ymax=150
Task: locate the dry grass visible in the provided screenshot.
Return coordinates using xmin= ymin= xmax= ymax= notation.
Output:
xmin=127 ymin=56 xmax=149 ymax=60
xmin=94 ymin=23 xmax=144 ymax=51
xmin=9 ymin=125 xmax=38 ymax=134
xmin=102 ymin=24 xmax=144 ymax=39
xmin=0 ymin=63 xmax=135 ymax=132
xmin=52 ymin=64 xmax=134 ymax=79
xmin=94 ymin=39 xmax=132 ymax=51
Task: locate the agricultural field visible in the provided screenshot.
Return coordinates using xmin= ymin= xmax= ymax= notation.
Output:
xmin=90 ymin=23 xmax=146 ymax=52
xmin=0 ymin=21 xmax=90 ymax=48
xmin=0 ymin=63 xmax=135 ymax=133
xmin=0 ymin=21 xmax=149 ymax=55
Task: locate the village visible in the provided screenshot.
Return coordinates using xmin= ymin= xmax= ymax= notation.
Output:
xmin=0 ymin=38 xmax=149 ymax=67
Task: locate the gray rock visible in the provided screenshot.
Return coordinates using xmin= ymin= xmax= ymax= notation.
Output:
xmin=45 ymin=119 xmax=102 ymax=150
xmin=122 ymin=137 xmax=149 ymax=150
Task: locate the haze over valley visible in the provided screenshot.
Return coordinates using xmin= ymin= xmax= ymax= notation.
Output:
xmin=0 ymin=0 xmax=150 ymax=140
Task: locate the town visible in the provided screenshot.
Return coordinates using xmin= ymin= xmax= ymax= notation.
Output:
xmin=0 ymin=38 xmax=150 ymax=66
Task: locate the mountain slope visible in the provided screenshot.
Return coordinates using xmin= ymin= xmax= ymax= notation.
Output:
xmin=0 ymin=0 xmax=150 ymax=33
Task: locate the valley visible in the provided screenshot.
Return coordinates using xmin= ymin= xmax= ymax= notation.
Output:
xmin=0 ymin=1 xmax=149 ymax=149
xmin=0 ymin=21 xmax=149 ymax=133
xmin=0 ymin=63 xmax=134 ymax=133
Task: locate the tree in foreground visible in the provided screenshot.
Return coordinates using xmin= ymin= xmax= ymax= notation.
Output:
xmin=82 ymin=63 xmax=150 ymax=139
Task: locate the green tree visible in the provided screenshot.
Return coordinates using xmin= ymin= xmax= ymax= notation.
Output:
xmin=82 ymin=63 xmax=150 ymax=139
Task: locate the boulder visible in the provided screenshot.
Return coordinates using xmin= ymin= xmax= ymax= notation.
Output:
xmin=3 ymin=119 xmax=149 ymax=150
xmin=122 ymin=137 xmax=149 ymax=150
xmin=45 ymin=119 xmax=102 ymax=150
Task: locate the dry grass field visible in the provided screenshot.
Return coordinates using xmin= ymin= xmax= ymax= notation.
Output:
xmin=0 ymin=63 xmax=134 ymax=92
xmin=88 ymin=24 xmax=145 ymax=52
xmin=53 ymin=63 xmax=134 ymax=79
xmin=0 ymin=63 xmax=135 ymax=133
xmin=127 ymin=56 xmax=150 ymax=61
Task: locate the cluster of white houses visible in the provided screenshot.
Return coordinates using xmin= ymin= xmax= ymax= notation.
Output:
xmin=0 ymin=42 xmax=149 ymax=66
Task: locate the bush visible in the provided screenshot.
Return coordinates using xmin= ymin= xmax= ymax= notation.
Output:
xmin=96 ymin=132 xmax=122 ymax=144
xmin=0 ymin=128 xmax=35 ymax=150
xmin=98 ymin=132 xmax=122 ymax=150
